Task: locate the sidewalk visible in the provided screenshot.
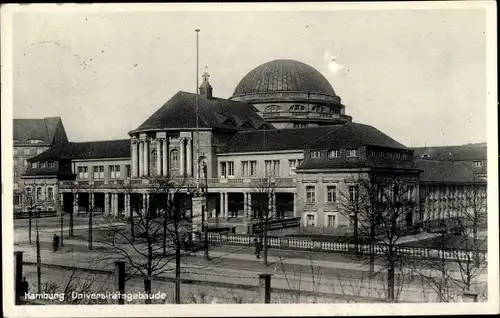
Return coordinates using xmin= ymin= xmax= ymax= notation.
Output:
xmin=14 ymin=234 xmax=488 ymax=283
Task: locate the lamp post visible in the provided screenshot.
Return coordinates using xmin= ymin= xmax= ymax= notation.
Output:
xmin=202 ymin=163 xmax=209 ymax=260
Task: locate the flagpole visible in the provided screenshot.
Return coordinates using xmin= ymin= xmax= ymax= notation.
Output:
xmin=195 ymin=29 xmax=200 ymax=192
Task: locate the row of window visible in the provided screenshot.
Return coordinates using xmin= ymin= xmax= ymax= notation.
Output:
xmin=305 ymin=214 xmax=337 ymax=227
xmin=305 ymin=185 xmax=359 ymax=203
xmin=14 ymin=148 xmax=44 ymax=156
xmin=310 ymin=149 xmax=359 ymax=159
xmin=77 ymin=165 xmax=129 ymax=179
xmin=220 ymin=159 xmax=304 ymax=178
xmin=13 ymin=139 xmax=44 ymax=144
xmin=266 ymin=105 xmax=340 ymax=114
xmin=30 ymin=161 xmax=56 ymax=169
xmin=369 ymin=150 xmax=409 ymax=161
xmin=25 ymin=186 xmax=54 ymax=201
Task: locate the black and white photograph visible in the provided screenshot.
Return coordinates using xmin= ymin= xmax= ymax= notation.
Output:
xmin=1 ymin=2 xmax=498 ymax=317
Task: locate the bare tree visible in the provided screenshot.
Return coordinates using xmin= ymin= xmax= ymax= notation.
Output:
xmin=19 ymin=183 xmax=47 ymax=244
xmin=338 ymin=173 xmax=419 ymax=302
xmin=65 ymin=181 xmax=82 ymax=237
xmin=418 ymin=178 xmax=487 ymax=302
xmin=248 ymin=175 xmax=277 ymax=266
xmin=95 ymin=175 xmax=197 ymax=304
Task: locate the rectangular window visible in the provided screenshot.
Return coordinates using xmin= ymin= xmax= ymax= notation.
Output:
xmin=99 ymin=166 xmax=104 ymax=179
xmin=273 ymin=160 xmax=280 ymax=176
xmin=306 ymin=185 xmax=316 ymax=203
xmin=47 ymin=187 xmax=53 ymax=200
xmin=31 ymin=162 xmax=38 ymax=169
xmin=40 ymin=162 xmax=47 ymax=168
xmin=48 ymin=161 xmax=55 ymax=168
xmin=328 ymin=149 xmax=340 ymax=158
xmin=227 ymin=161 xmax=234 ymax=177
xmin=327 ymin=215 xmax=336 ymax=227
xmin=93 ymin=166 xmax=99 ymax=179
xmin=265 ymin=160 xmax=272 ymax=176
xmin=346 ymin=149 xmax=359 ymax=158
xmin=26 ymin=187 xmax=32 ymax=198
xmin=37 ymin=148 xmax=43 ymax=155
xmin=24 ymin=149 xmax=30 ymax=155
xmin=24 ymin=159 xmax=28 ymax=166
xmin=110 ymin=166 xmax=115 ymax=179
xmin=327 ymin=185 xmax=337 ymax=203
xmin=36 ymin=187 xmax=42 ymax=201
xmin=126 ymin=164 xmax=131 ymax=177
xmin=242 ymin=161 xmax=249 ymax=176
xmin=115 ymin=165 xmax=121 ymax=178
xmin=311 ymin=150 xmax=322 ymax=158
xmin=473 ymin=161 xmax=483 ymax=168
xmin=83 ymin=166 xmax=89 ymax=179
xmin=348 ymin=185 xmax=359 ymax=202
xmin=220 ymin=162 xmax=227 ymax=178
xmin=306 ymin=214 xmax=316 ymax=226
xmin=249 ymin=161 xmax=256 ymax=176
xmin=289 ymin=159 xmax=297 ymax=176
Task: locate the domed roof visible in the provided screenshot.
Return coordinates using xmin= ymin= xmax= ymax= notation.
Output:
xmin=232 ymin=59 xmax=337 ymax=98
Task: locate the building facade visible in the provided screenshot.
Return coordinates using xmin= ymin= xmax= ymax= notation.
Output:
xmin=19 ymin=60 xmax=486 ymax=234
xmin=13 ymin=117 xmax=68 ymax=210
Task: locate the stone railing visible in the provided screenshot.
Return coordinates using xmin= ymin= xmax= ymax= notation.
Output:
xmin=250 ymin=217 xmax=301 ymax=234
xmin=206 ymin=233 xmax=487 ymax=262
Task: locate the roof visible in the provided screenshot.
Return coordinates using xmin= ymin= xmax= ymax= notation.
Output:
xmin=415 ymin=159 xmax=479 ymax=183
xmin=219 ymin=122 xmax=408 ymax=154
xmin=13 ymin=117 xmax=67 ymax=145
xmin=133 ymin=91 xmax=272 ymax=132
xmin=28 ymin=139 xmax=130 ymax=162
xmin=232 ymin=59 xmax=337 ymax=98
xmin=412 ymin=143 xmax=486 ymax=161
xmin=298 ymin=156 xmax=418 ymax=171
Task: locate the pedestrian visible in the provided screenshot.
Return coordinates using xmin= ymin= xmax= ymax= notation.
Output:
xmin=253 ymin=238 xmax=261 ymax=259
xmin=52 ymin=234 xmax=60 ymax=252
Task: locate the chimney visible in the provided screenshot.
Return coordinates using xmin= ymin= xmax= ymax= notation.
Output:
xmin=199 ymin=67 xmax=213 ymax=99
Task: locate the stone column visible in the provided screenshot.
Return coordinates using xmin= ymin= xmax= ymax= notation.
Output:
xmin=145 ymin=193 xmax=150 ymax=215
xmin=186 ymin=138 xmax=192 ymax=177
xmin=162 ymin=138 xmax=168 ymax=177
xmin=243 ymin=193 xmax=248 ymax=218
xmin=144 ymin=139 xmax=149 ymax=177
xmin=131 ymin=139 xmax=138 ymax=177
xmin=142 ymin=193 xmax=147 ymax=214
xmin=223 ymin=193 xmax=228 ymax=218
xmin=139 ymin=141 xmax=144 ymax=177
xmin=179 ymin=138 xmax=185 ymax=177
xmin=73 ymin=193 xmax=79 ymax=215
xmin=219 ymin=192 xmax=224 ymax=217
xmin=114 ymin=193 xmax=119 ymax=216
xmin=88 ymin=192 xmax=94 ymax=212
xmin=156 ymin=139 xmax=162 ymax=176
xmin=105 ymin=193 xmax=110 ymax=214
xmin=293 ymin=192 xmax=297 ymax=217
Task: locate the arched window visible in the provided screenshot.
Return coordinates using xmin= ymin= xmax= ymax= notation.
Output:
xmin=150 ymin=149 xmax=158 ymax=175
xmin=312 ymin=106 xmax=326 ymax=113
xmin=265 ymin=105 xmax=281 ymax=112
xmin=170 ymin=149 xmax=179 ymax=169
xmin=289 ymin=105 xmax=306 ymax=112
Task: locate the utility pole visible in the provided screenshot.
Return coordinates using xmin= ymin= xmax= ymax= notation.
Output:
xmin=195 ymin=28 xmax=200 ymax=191
xmin=203 ymin=163 xmax=209 ymax=260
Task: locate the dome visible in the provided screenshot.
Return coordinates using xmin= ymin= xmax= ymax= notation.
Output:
xmin=231 ymin=59 xmax=338 ymax=100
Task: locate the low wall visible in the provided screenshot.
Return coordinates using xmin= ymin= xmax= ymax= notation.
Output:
xmin=207 ymin=233 xmax=488 ymax=262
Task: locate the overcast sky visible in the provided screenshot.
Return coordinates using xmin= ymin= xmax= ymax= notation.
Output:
xmin=11 ymin=4 xmax=489 ymax=147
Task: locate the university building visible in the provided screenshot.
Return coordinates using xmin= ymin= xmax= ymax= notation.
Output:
xmin=17 ymin=59 xmax=486 ymax=233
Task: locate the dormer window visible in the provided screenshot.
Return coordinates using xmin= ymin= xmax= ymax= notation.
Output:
xmin=31 ymin=162 xmax=38 ymax=168
xmin=28 ymin=139 xmax=44 ymax=144
xmin=421 ymin=153 xmax=430 ymax=158
xmin=40 ymin=162 xmax=47 ymax=168
xmin=346 ymin=148 xmax=359 ymax=158
xmin=328 ymin=149 xmax=340 ymax=158
xmin=311 ymin=150 xmax=322 ymax=159
xmin=473 ymin=161 xmax=483 ymax=168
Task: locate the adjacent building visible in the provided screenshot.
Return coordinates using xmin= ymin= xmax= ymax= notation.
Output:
xmin=13 ymin=117 xmax=68 ymax=210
